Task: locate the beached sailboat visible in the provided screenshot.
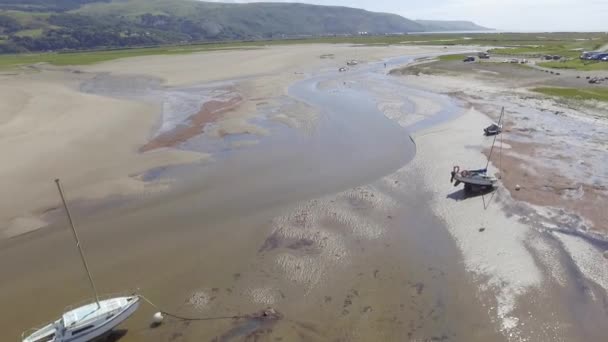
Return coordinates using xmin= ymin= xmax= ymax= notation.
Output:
xmin=450 ymin=107 xmax=504 ymax=193
xmin=22 ymin=180 xmax=140 ymax=342
xmin=483 ymin=122 xmax=502 ymax=136
xmin=451 ymin=166 xmax=497 ymax=189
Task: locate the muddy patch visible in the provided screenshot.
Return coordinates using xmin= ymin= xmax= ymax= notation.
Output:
xmin=212 ymin=308 xmax=282 ymax=342
xmin=141 ymin=93 xmax=243 ymax=152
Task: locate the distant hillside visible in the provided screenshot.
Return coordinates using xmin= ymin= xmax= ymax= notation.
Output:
xmin=415 ymin=20 xmax=491 ymax=32
xmin=0 ymin=0 xmax=110 ymax=12
xmin=0 ymin=0 xmax=488 ymax=53
xmin=74 ymin=0 xmax=427 ymax=36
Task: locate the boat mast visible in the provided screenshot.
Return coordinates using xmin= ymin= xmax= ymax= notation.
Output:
xmin=485 ymin=107 xmax=505 ymax=170
xmin=55 ymin=179 xmax=101 ymax=308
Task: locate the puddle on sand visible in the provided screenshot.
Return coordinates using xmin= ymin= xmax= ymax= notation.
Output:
xmin=80 ymin=73 xmax=164 ymax=100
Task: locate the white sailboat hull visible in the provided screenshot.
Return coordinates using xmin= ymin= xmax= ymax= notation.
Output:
xmin=23 ymin=182 xmax=142 ymax=342
xmin=64 ymin=297 xmax=140 ymax=342
xmin=454 ymin=174 xmax=496 ymax=186
xmin=23 ymin=296 xmax=140 ymax=342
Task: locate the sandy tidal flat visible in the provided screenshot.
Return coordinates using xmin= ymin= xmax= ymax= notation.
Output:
xmin=388 ymin=59 xmax=608 ymax=341
xmin=2 ymin=43 xmax=607 ymax=342
xmin=1 ymin=44 xmax=491 ymax=342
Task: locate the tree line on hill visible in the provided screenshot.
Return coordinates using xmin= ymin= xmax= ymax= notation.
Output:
xmin=0 ymin=13 xmax=226 ymax=53
xmin=0 ymin=0 xmax=489 ymax=54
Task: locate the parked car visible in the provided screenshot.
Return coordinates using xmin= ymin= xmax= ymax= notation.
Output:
xmin=593 ymin=53 xmax=608 ymax=61
xmin=478 ymin=52 xmax=490 ymax=59
xmin=602 ymin=56 xmax=608 ymax=61
xmin=586 ymin=52 xmax=606 ymax=60
xmin=544 ymin=55 xmax=553 ymax=60
xmin=552 ymin=55 xmax=561 ymax=60
xmin=509 ymin=58 xmax=519 ymax=63
xmin=463 ymin=56 xmax=475 ymax=62
xmin=580 ymin=51 xmax=598 ymax=59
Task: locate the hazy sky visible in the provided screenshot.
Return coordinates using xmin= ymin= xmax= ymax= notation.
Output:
xmin=204 ymin=0 xmax=608 ymax=32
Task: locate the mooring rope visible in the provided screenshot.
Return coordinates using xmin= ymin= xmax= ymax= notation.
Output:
xmin=138 ymin=294 xmax=244 ymax=322
xmin=481 ymin=107 xmax=505 ymax=212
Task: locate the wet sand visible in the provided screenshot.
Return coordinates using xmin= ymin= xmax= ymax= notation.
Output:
xmin=0 ymin=179 xmax=500 ymax=342
xmin=393 ymin=58 xmax=608 ymax=236
xmin=488 ymin=139 xmax=608 ymax=234
xmin=2 ymin=43 xmax=607 ymax=342
xmin=1 ymin=44 xmax=475 ymax=238
xmin=388 ymin=58 xmax=608 ymax=340
xmin=141 ymin=93 xmax=243 ymax=152
xmin=0 ymin=70 xmax=204 ymax=239
xmin=1 ymin=44 xmax=500 ymax=342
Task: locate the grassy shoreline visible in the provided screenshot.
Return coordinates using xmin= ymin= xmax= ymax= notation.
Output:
xmin=1 ymin=32 xmax=607 ymax=69
xmin=537 ymin=60 xmax=608 ymax=71
xmin=438 ymin=54 xmax=466 ymax=61
xmin=1 ymin=34 xmax=453 ymax=69
xmin=532 ymin=87 xmax=608 ymax=102
xmin=0 ymin=42 xmax=265 ymax=68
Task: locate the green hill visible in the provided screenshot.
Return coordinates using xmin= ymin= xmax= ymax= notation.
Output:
xmin=0 ymin=0 xmax=110 ymax=12
xmin=415 ymin=20 xmax=491 ymax=32
xmin=75 ymin=0 xmax=427 ymax=38
xmin=0 ymin=0 xmax=489 ymax=53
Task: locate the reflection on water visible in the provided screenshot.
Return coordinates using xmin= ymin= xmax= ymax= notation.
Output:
xmin=0 ymin=53 xmax=505 ymax=342
xmin=139 ymin=57 xmax=423 ymax=209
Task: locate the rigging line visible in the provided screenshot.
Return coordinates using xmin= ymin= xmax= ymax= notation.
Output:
xmin=499 ymin=106 xmax=504 ymax=177
xmin=481 ymin=107 xmax=505 ymax=212
xmin=55 ymin=179 xmax=101 ymax=308
xmin=485 ymin=107 xmax=504 ymax=171
xmin=482 ymin=188 xmax=498 ymax=210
